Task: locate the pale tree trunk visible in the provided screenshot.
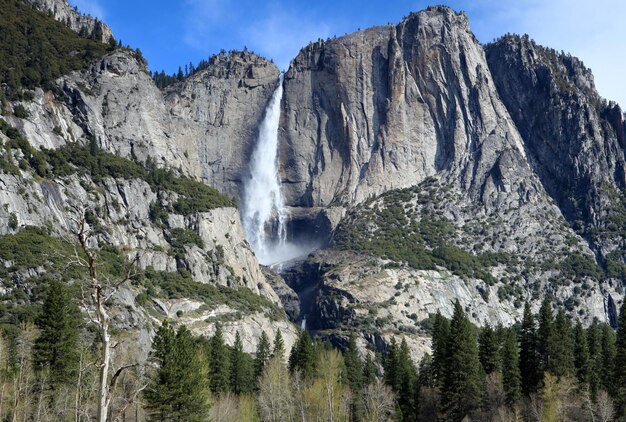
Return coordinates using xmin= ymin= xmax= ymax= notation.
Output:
xmin=12 ymin=323 xmax=36 ymax=422
xmin=73 ymin=209 xmax=142 ymax=422
xmin=35 ymin=369 xmax=49 ymax=422
xmin=94 ymin=281 xmax=111 ymax=422
xmin=0 ymin=383 xmax=5 ymax=421
xmin=75 ymin=350 xmax=83 ymax=422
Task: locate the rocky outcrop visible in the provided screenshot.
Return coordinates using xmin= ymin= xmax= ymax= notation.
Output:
xmin=280 ymin=6 xmax=531 ymax=210
xmin=10 ymin=48 xmax=280 ymax=202
xmin=159 ymin=298 xmax=299 ymax=354
xmin=26 ymin=0 xmax=113 ymax=42
xmin=51 ymin=50 xmax=280 ymax=200
xmin=166 ymin=52 xmax=280 ymax=199
xmin=485 ymin=35 xmax=626 ymax=258
xmin=0 ymin=169 xmax=278 ymax=299
xmin=275 ymin=7 xmax=625 ymax=358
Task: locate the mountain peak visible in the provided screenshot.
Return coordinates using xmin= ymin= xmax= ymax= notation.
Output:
xmin=25 ymin=0 xmax=114 ymax=43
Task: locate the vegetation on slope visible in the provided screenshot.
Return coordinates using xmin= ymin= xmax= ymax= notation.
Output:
xmin=333 ymin=185 xmax=512 ymax=285
xmin=0 ymin=119 xmax=235 ymax=212
xmin=333 ymin=181 xmax=620 ymax=297
xmin=0 ymin=0 xmax=117 ymax=100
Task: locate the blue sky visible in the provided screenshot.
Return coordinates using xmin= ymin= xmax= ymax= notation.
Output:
xmin=70 ymin=0 xmax=625 ymax=106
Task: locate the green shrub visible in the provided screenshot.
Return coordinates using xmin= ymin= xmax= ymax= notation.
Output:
xmin=0 ymin=118 xmax=49 ymax=177
xmin=166 ymin=228 xmax=204 ymax=259
xmin=137 ymin=267 xmax=283 ymax=318
xmin=12 ymin=104 xmax=28 ymax=119
xmin=561 ymin=253 xmax=602 ymax=281
xmin=8 ymin=213 xmax=17 ymax=230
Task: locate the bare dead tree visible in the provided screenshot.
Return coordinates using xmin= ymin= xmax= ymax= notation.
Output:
xmin=362 ymin=379 xmax=396 ymax=422
xmin=68 ymin=208 xmax=144 ymax=422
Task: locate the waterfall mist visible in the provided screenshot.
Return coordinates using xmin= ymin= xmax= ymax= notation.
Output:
xmin=241 ymin=75 xmax=320 ymax=268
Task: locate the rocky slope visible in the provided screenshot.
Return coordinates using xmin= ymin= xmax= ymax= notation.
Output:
xmin=26 ymin=0 xmax=114 ymax=43
xmin=0 ymin=140 xmax=299 ymax=357
xmin=275 ymin=7 xmax=625 ymax=359
xmin=485 ymin=35 xmax=626 ymax=262
xmin=1 ymin=3 xmax=624 ymax=362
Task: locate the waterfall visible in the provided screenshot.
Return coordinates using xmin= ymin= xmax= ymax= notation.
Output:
xmin=242 ymin=75 xmax=323 ymax=268
xmin=241 ymin=75 xmax=288 ymax=266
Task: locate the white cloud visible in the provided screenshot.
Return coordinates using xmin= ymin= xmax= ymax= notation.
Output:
xmin=69 ymin=0 xmax=105 ymax=20
xmin=182 ymin=0 xmax=331 ymax=70
xmin=182 ymin=0 xmax=233 ymax=50
xmin=465 ymin=0 xmax=626 ymax=106
xmin=243 ymin=7 xmax=331 ymax=70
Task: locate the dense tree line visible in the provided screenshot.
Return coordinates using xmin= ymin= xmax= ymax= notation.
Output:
xmin=142 ymin=297 xmax=626 ymax=421
xmin=380 ymin=299 xmax=626 ymax=421
xmin=2 ymin=274 xmax=626 ymax=421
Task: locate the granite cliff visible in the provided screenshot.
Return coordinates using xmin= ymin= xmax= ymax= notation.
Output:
xmin=1 ymin=3 xmax=624 ymax=361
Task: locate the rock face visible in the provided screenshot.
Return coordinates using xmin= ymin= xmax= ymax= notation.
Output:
xmin=280 ymin=7 xmax=530 ymax=209
xmin=10 ymin=48 xmax=281 ymax=202
xmin=26 ymin=0 xmax=114 ymax=43
xmin=165 ymin=53 xmax=280 ymax=199
xmin=55 ymin=50 xmax=280 ymax=201
xmin=485 ymin=35 xmax=626 ymax=259
xmin=0 ymin=170 xmax=277 ymax=300
xmin=274 ymin=6 xmax=625 ymax=358
xmin=3 ymin=2 xmax=626 ymax=362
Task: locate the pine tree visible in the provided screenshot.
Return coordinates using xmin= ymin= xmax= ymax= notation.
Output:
xmin=538 ymin=298 xmax=555 ymax=374
xmin=253 ymin=331 xmax=271 ymax=384
xmin=384 ymin=337 xmax=417 ymax=421
xmin=344 ymin=333 xmax=364 ymax=392
xmin=272 ymin=329 xmax=285 ymax=360
xmin=551 ymin=309 xmax=575 ymax=377
xmin=288 ymin=330 xmax=317 ymax=380
xmin=363 ymin=354 xmax=377 ymax=385
xmin=431 ymin=311 xmax=450 ymax=386
xmin=600 ymin=323 xmax=616 ymax=395
xmin=519 ymin=302 xmax=540 ymax=395
xmin=33 ymin=279 xmax=79 ymax=386
xmin=145 ymin=323 xmax=210 ymax=421
xmin=613 ymin=300 xmax=626 ymax=416
xmin=383 ymin=338 xmax=399 ymax=390
xmin=396 ymin=338 xmax=417 ymax=422
xmin=343 ymin=333 xmax=365 ymax=420
xmin=573 ymin=321 xmax=590 ymax=386
xmin=586 ymin=320 xmax=602 ymax=398
xmin=479 ymin=324 xmax=501 ymax=374
xmin=501 ymin=328 xmax=521 ymax=407
xmin=416 ymin=354 xmax=435 ymax=389
xmin=230 ymin=331 xmax=252 ymax=394
xmin=208 ymin=323 xmax=230 ymax=395
xmin=442 ymin=301 xmax=483 ymax=420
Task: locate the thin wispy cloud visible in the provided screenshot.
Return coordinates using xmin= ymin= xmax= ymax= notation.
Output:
xmin=462 ymin=0 xmax=626 ymax=106
xmin=70 ymin=0 xmax=106 ymax=20
xmin=182 ymin=0 xmax=332 ymax=70
xmin=244 ymin=7 xmax=331 ymax=70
